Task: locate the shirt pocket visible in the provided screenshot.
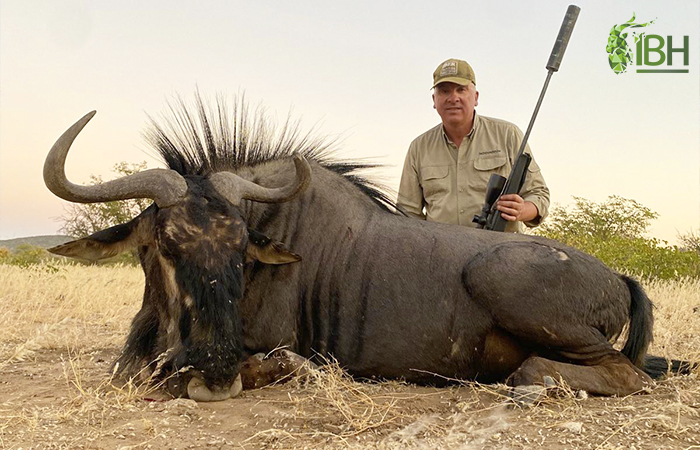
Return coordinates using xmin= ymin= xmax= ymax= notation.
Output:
xmin=469 ymin=155 xmax=508 ymax=190
xmin=420 ymin=165 xmax=450 ymax=203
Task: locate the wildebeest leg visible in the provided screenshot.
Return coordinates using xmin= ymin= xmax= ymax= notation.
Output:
xmin=508 ymin=352 xmax=653 ymax=396
xmin=239 ymin=349 xmax=317 ymax=389
xmin=463 ymin=242 xmax=654 ymax=397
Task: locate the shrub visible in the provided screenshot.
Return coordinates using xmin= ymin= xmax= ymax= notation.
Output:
xmin=535 ymin=196 xmax=700 ymax=280
xmin=0 ymin=244 xmax=64 ymax=269
xmin=678 ymin=228 xmax=700 ymax=254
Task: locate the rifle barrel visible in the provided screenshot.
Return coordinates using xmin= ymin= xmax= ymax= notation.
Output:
xmin=498 ymin=5 xmax=579 ymax=196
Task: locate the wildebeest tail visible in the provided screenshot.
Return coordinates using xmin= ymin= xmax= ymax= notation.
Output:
xmin=620 ymin=275 xmax=654 ymax=367
xmin=643 ymin=355 xmax=698 ymax=379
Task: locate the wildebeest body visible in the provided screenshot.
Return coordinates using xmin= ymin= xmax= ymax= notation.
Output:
xmin=45 ymin=99 xmax=653 ymax=399
xmin=236 ymin=160 xmax=637 ymax=387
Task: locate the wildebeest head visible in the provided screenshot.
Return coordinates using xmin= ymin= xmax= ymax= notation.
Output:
xmin=44 ymin=111 xmax=310 ymax=401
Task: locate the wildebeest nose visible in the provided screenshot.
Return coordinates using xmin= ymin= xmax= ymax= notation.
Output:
xmin=186 ymin=374 xmax=243 ymax=402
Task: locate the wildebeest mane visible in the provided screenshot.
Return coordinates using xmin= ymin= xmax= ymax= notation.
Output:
xmin=144 ymin=93 xmax=399 ymax=213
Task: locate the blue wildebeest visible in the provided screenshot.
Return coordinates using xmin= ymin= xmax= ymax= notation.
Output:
xmin=45 ymin=98 xmax=661 ymax=401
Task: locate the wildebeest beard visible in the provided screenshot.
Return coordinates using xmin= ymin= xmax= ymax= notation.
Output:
xmin=164 ymin=252 xmax=245 ymax=390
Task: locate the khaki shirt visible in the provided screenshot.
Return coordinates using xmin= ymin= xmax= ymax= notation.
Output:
xmin=397 ymin=113 xmax=550 ymax=233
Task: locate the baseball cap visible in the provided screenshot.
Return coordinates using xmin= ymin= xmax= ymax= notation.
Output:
xmin=432 ymin=59 xmax=476 ymax=88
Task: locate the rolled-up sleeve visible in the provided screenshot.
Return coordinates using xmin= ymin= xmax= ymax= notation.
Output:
xmin=521 ymin=160 xmax=550 ymax=227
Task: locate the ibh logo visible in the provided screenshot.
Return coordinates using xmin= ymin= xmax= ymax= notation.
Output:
xmin=606 ymin=13 xmax=690 ymax=74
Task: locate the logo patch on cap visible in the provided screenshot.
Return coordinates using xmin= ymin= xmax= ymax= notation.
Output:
xmin=440 ymin=61 xmax=458 ymax=77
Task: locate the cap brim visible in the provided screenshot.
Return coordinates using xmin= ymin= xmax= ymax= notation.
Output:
xmin=431 ymin=77 xmax=475 ymax=89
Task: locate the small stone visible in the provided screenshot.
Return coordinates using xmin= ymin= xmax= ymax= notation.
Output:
xmin=543 ymin=376 xmax=557 ymax=389
xmin=560 ymin=421 xmax=583 ymax=434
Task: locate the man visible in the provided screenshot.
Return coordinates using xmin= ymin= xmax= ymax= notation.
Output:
xmin=397 ymin=58 xmax=550 ymax=233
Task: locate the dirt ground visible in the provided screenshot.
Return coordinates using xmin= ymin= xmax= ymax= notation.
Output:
xmin=1 ymin=265 xmax=699 ymax=449
xmin=2 ymin=341 xmax=699 ymax=449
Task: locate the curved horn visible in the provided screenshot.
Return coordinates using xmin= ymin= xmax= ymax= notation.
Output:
xmin=43 ymin=111 xmax=188 ymax=207
xmin=209 ymin=154 xmax=311 ymax=205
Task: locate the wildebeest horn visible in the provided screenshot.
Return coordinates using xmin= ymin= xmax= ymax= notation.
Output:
xmin=43 ymin=111 xmax=188 ymax=207
xmin=209 ymin=154 xmax=311 ymax=205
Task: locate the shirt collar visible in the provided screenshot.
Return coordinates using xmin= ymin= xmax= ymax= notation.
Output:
xmin=441 ymin=111 xmax=480 ymax=146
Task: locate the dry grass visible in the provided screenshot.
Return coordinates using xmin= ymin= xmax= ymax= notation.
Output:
xmin=645 ymin=277 xmax=700 ymax=363
xmin=0 ymin=263 xmax=699 ymax=449
xmin=0 ymin=263 xmax=142 ymax=366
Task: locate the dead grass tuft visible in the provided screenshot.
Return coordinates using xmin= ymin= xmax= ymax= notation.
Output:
xmin=243 ymin=356 xmax=429 ymax=447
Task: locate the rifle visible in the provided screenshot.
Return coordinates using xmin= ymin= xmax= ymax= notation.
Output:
xmin=473 ymin=5 xmax=580 ymax=232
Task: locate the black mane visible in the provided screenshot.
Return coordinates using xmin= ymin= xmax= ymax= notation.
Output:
xmin=144 ymin=93 xmax=399 ymax=212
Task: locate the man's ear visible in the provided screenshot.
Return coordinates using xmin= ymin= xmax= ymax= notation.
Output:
xmin=49 ymin=207 xmax=155 ymax=262
xmin=246 ymin=228 xmax=301 ymax=265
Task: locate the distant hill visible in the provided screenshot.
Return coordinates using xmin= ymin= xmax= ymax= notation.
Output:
xmin=0 ymin=235 xmax=74 ymax=251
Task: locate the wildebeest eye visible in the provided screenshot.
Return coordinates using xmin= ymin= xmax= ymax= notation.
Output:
xmin=246 ymin=228 xmax=301 ymax=265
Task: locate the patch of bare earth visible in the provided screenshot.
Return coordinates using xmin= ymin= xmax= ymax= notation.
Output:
xmin=1 ymin=264 xmax=698 ymax=449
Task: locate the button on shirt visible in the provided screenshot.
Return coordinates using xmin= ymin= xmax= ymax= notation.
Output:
xmin=397 ymin=113 xmax=550 ymax=233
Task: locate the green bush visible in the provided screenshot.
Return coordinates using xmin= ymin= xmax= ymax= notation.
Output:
xmin=535 ymin=196 xmax=700 ymax=280
xmin=0 ymin=244 xmax=52 ymax=267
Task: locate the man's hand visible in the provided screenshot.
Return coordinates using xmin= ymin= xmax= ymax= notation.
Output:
xmin=496 ymin=194 xmax=539 ymax=222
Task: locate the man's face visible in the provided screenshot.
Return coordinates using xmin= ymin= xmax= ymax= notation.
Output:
xmin=432 ymin=82 xmax=479 ymax=127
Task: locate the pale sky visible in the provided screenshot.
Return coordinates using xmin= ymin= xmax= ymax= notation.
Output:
xmin=1 ymin=0 xmax=698 ymax=244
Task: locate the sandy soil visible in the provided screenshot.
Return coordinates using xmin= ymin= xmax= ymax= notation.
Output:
xmin=1 ymin=344 xmax=699 ymax=449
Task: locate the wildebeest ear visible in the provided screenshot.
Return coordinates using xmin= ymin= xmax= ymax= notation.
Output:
xmin=48 ymin=207 xmax=155 ymax=262
xmin=246 ymin=228 xmax=301 ymax=265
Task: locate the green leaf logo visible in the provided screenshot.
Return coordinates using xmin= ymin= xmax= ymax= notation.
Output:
xmin=606 ymin=13 xmax=656 ymax=74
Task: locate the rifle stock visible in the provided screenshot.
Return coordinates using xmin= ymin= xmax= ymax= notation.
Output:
xmin=473 ymin=153 xmax=531 ymax=232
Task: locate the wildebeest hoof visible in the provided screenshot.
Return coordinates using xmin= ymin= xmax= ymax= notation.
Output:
xmin=509 ymin=385 xmax=547 ymax=407
xmin=277 ymin=349 xmax=318 ymax=375
xmin=186 ymin=374 xmax=243 ymax=402
xmin=240 ymin=353 xmax=274 ymax=389
xmin=239 ymin=349 xmax=317 ymax=390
